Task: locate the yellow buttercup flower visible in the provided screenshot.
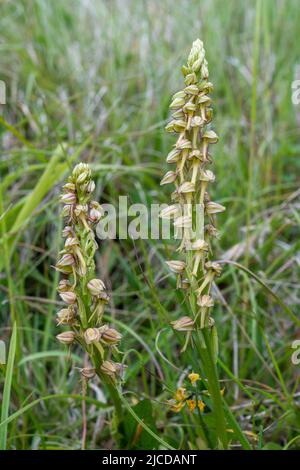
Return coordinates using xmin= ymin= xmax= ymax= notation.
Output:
xmin=186 ymin=399 xmax=196 ymax=412
xmin=188 ymin=372 xmax=200 ymax=385
xmin=168 ymin=399 xmax=185 ymax=413
xmin=198 ymin=400 xmax=206 ymax=413
xmin=174 ymin=387 xmax=187 ymax=402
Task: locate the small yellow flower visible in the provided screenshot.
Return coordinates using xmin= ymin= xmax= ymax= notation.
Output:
xmin=198 ymin=400 xmax=206 ymax=413
xmin=244 ymin=431 xmax=258 ymax=442
xmin=168 ymin=399 xmax=185 ymax=413
xmin=174 ymin=387 xmax=187 ymax=402
xmin=186 ymin=399 xmax=196 ymax=412
xmin=188 ymin=372 xmax=200 ymax=385
xmin=220 ymin=387 xmax=225 ymax=396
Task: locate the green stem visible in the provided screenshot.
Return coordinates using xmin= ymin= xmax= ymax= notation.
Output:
xmin=93 ymin=357 xmax=123 ymax=430
xmin=187 ymin=273 xmax=228 ymax=448
xmin=195 ymin=329 xmax=228 ymax=449
xmin=105 ymin=380 xmax=123 ymax=423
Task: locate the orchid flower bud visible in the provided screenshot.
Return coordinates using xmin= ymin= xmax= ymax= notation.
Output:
xmin=100 ymin=360 xmax=118 ymax=377
xmin=205 ymin=261 xmax=222 ymax=277
xmin=56 ymin=307 xmax=76 ymax=325
xmin=171 ymin=316 xmax=195 ymax=332
xmin=101 ymin=328 xmax=122 ymax=345
xmin=166 ymin=148 xmax=181 ymax=164
xmin=61 ymin=193 xmax=77 ymax=205
xmin=160 ymin=171 xmax=177 ymax=185
xmin=160 ymin=204 xmax=181 ymax=219
xmin=81 ymin=367 xmax=96 ymax=379
xmin=166 ymin=260 xmax=186 ymax=274
xmin=56 ymin=331 xmax=76 ymax=345
xmin=84 ymin=327 xmax=101 ymax=344
xmin=205 ymin=201 xmax=226 ymax=215
xmin=87 ymin=278 xmax=106 ymax=296
xmin=59 ymin=291 xmax=77 ymax=304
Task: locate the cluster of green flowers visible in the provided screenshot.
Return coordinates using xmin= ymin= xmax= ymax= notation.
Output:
xmin=161 ymin=39 xmax=225 ymax=337
xmin=55 ymin=163 xmax=123 ymax=383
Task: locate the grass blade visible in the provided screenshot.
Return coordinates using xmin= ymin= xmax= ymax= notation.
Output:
xmin=0 ymin=394 xmax=109 ymax=432
xmin=0 ymin=322 xmax=17 ymax=449
xmin=118 ymin=392 xmax=175 ymax=450
xmin=219 ymin=260 xmax=300 ymax=326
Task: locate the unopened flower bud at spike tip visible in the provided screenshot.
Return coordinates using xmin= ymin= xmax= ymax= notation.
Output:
xmin=85 ymin=180 xmax=96 ymax=193
xmin=184 ymin=72 xmax=197 ymax=85
xmin=186 ymin=39 xmax=208 ymax=79
xmin=72 ymin=163 xmax=91 ymax=184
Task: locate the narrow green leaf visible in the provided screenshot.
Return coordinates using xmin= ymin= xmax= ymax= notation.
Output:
xmin=18 ymin=350 xmax=81 ymax=366
xmin=118 ymin=393 xmax=175 ymax=450
xmin=220 ymin=260 xmax=300 ymax=326
xmin=0 ymin=322 xmax=17 ymax=449
xmin=0 ymin=341 xmax=5 ymax=365
xmin=0 ymin=394 xmax=109 ymax=432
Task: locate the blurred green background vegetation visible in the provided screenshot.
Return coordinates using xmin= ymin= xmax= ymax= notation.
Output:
xmin=0 ymin=0 xmax=299 ymax=450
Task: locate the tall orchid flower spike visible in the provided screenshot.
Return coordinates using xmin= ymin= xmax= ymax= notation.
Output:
xmin=54 ymin=163 xmax=124 ymax=429
xmin=161 ymin=39 xmax=229 ymax=449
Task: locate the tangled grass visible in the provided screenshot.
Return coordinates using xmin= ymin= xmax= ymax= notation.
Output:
xmin=0 ymin=0 xmax=299 ymax=450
